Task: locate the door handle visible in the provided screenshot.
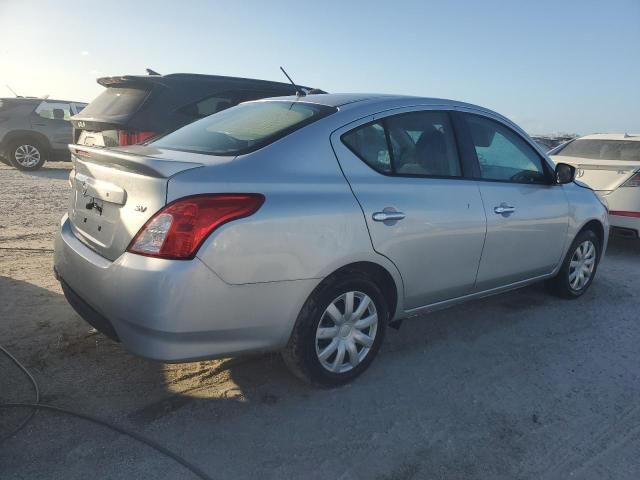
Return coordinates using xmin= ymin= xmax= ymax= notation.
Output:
xmin=494 ymin=204 xmax=516 ymax=215
xmin=372 ymin=210 xmax=406 ymax=222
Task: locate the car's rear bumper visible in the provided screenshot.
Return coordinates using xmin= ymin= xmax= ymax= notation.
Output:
xmin=54 ymin=214 xmax=317 ymax=362
xmin=602 ymin=188 xmax=640 ymax=236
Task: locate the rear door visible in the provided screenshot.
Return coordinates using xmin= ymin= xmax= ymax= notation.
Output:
xmin=458 ymin=112 xmax=569 ymax=291
xmin=331 ymin=108 xmax=486 ymax=310
xmin=30 ymin=101 xmax=73 ymax=150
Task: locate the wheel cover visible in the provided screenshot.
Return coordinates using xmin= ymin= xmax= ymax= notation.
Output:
xmin=569 ymin=240 xmax=596 ymax=291
xmin=315 ymin=291 xmax=378 ymax=374
xmin=14 ymin=144 xmax=41 ymax=168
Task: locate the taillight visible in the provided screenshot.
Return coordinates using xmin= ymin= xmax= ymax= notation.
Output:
xmin=621 ymin=171 xmax=640 ymax=187
xmin=118 ymin=130 xmax=158 ymax=146
xmin=127 ymin=194 xmax=265 ymax=260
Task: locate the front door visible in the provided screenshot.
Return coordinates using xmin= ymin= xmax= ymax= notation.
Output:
xmin=332 ymin=109 xmax=486 ymax=309
xmin=459 ymin=112 xmax=569 ymax=291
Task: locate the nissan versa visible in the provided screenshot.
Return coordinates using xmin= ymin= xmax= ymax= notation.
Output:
xmin=54 ymin=94 xmax=609 ymax=386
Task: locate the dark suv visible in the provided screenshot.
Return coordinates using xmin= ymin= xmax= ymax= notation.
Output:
xmin=0 ymin=98 xmax=87 ymax=170
xmin=72 ymin=73 xmax=324 ymax=148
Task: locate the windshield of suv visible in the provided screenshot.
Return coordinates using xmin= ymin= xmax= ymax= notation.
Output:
xmin=557 ymin=139 xmax=640 ymax=161
xmin=151 ymin=101 xmax=336 ymax=155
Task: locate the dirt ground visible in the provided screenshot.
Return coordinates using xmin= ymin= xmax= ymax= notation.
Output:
xmin=1 ymin=160 xmax=639 ymax=480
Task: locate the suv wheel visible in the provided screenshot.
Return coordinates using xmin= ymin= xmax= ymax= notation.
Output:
xmin=282 ymin=272 xmax=388 ymax=386
xmin=9 ymin=139 xmax=46 ymax=170
xmin=545 ymin=229 xmax=600 ymax=299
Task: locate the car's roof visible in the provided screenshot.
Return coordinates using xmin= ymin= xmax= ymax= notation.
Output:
xmin=258 ymin=92 xmax=497 ymax=111
xmin=257 ymin=93 xmax=510 ymax=123
xmin=577 ymin=133 xmax=640 ymax=141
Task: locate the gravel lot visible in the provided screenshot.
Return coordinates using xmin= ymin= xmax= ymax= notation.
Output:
xmin=1 ymin=161 xmax=639 ymax=479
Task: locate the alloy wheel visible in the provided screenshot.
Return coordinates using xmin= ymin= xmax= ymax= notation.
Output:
xmin=569 ymin=240 xmax=596 ymax=290
xmin=315 ymin=291 xmax=378 ymax=374
xmin=14 ymin=144 xmax=41 ymax=168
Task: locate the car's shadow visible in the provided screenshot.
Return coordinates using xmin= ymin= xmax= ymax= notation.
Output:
xmin=605 ymin=234 xmax=640 ymax=257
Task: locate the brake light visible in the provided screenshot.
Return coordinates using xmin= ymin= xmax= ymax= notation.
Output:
xmin=127 ymin=194 xmax=265 ymax=259
xmin=621 ymin=171 xmax=640 ymax=187
xmin=118 ymin=130 xmax=157 ymax=146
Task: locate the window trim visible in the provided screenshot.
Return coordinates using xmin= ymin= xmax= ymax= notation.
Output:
xmin=456 ymin=111 xmax=555 ymax=186
xmin=340 ymin=109 xmax=468 ymax=181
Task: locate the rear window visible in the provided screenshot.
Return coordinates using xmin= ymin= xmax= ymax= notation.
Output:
xmin=557 ymin=139 xmax=640 ymax=161
xmin=80 ymin=87 xmax=150 ymax=117
xmin=151 ymin=101 xmax=336 ymax=156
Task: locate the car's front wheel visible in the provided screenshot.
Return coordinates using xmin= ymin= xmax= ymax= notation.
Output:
xmin=546 ymin=229 xmax=601 ymax=298
xmin=282 ymin=272 xmax=388 ymax=386
xmin=8 ymin=139 xmax=46 ymax=170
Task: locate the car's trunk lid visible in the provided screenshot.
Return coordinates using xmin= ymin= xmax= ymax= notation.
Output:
xmin=67 ymin=144 xmax=204 ymax=261
xmin=552 ymin=155 xmax=640 ymax=192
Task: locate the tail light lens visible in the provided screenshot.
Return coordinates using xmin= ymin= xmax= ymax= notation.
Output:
xmin=621 ymin=171 xmax=640 ymax=187
xmin=118 ymin=130 xmax=158 ymax=146
xmin=127 ymin=194 xmax=265 ymax=260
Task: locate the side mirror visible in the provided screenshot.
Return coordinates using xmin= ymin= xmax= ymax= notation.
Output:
xmin=555 ymin=162 xmax=576 ymax=184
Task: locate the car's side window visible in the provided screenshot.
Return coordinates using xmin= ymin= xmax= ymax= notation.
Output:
xmin=465 ymin=114 xmax=549 ymax=184
xmin=180 ymin=95 xmax=237 ymax=118
xmin=34 ymin=101 xmax=72 ymax=121
xmin=342 ymin=111 xmax=462 ymax=177
xmin=385 ymin=111 xmax=461 ymax=177
xmin=342 ymin=121 xmax=392 ymax=173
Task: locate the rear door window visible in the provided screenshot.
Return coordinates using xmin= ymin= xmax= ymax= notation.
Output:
xmin=35 ymin=101 xmax=72 ymax=121
xmin=341 ymin=110 xmax=461 ymax=177
xmin=342 ymin=122 xmax=391 ymax=173
xmin=180 ymin=95 xmax=237 ymax=118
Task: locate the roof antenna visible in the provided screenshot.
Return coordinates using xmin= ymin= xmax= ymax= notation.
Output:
xmin=6 ymin=84 xmax=19 ymax=97
xmin=146 ymin=68 xmax=161 ymax=76
xmin=280 ymin=66 xmax=306 ymax=97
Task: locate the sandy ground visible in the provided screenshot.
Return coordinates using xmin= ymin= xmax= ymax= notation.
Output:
xmin=1 ymin=160 xmax=639 ymax=479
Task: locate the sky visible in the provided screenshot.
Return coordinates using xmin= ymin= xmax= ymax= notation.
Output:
xmin=0 ymin=0 xmax=638 ymax=135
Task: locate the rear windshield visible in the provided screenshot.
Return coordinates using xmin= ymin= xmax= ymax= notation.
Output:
xmin=557 ymin=139 xmax=640 ymax=161
xmin=79 ymin=87 xmax=150 ymax=117
xmin=151 ymin=101 xmax=337 ymax=156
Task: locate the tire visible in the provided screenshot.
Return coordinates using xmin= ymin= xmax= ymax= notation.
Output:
xmin=545 ymin=229 xmax=601 ymax=299
xmin=8 ymin=138 xmax=46 ymax=171
xmin=282 ymin=272 xmax=388 ymax=387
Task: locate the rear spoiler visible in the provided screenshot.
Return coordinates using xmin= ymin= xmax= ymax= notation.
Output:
xmin=97 ymin=75 xmax=168 ymax=88
xmin=68 ymin=144 xmax=203 ymax=178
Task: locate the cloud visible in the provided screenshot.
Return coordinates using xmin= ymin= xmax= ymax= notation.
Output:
xmin=80 ymin=51 xmax=89 ymax=56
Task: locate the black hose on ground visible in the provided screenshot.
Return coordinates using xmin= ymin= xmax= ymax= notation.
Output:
xmin=0 ymin=345 xmax=213 ymax=480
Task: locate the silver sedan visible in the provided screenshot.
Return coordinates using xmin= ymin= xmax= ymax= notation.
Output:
xmin=54 ymin=94 xmax=609 ymax=386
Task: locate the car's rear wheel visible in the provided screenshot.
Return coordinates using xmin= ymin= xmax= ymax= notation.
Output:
xmin=282 ymin=272 xmax=388 ymax=386
xmin=9 ymin=139 xmax=46 ymax=170
xmin=545 ymin=229 xmax=600 ymax=298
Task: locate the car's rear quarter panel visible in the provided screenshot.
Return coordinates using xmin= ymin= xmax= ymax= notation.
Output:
xmin=167 ymin=119 xmax=406 ymax=311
